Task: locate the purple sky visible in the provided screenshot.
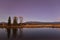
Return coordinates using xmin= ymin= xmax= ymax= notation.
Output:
xmin=0 ymin=0 xmax=60 ymax=22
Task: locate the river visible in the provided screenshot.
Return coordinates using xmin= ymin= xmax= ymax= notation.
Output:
xmin=0 ymin=28 xmax=60 ymax=40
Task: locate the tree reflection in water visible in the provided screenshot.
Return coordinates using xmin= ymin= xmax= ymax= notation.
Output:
xmin=19 ymin=28 xmax=23 ymax=40
xmin=12 ymin=28 xmax=17 ymax=38
xmin=6 ymin=28 xmax=23 ymax=40
xmin=6 ymin=28 xmax=11 ymax=38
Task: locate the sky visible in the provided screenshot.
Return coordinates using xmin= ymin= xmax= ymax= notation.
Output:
xmin=0 ymin=0 xmax=60 ymax=22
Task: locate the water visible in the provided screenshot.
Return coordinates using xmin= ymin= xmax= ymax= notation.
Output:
xmin=0 ymin=28 xmax=60 ymax=40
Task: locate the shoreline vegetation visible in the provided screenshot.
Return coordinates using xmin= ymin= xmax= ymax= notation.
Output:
xmin=0 ymin=25 xmax=60 ymax=28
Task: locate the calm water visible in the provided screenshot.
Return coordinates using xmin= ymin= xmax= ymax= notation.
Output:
xmin=0 ymin=28 xmax=60 ymax=40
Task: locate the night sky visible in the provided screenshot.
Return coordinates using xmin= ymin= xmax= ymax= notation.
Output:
xmin=0 ymin=0 xmax=60 ymax=22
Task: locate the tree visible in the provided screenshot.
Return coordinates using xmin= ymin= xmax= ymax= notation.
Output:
xmin=13 ymin=16 xmax=18 ymax=25
xmin=8 ymin=16 xmax=11 ymax=26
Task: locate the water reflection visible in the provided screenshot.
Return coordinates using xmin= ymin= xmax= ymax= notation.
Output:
xmin=2 ymin=28 xmax=60 ymax=40
xmin=19 ymin=28 xmax=23 ymax=40
xmin=6 ymin=28 xmax=23 ymax=40
xmin=6 ymin=28 xmax=11 ymax=38
xmin=12 ymin=28 xmax=17 ymax=38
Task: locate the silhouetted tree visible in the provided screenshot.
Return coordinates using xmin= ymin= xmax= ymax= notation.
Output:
xmin=13 ymin=16 xmax=18 ymax=25
xmin=8 ymin=16 xmax=11 ymax=26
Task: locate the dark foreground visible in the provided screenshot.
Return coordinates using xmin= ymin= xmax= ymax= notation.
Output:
xmin=0 ymin=28 xmax=60 ymax=40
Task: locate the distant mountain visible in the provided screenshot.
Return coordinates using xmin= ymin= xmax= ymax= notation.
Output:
xmin=0 ymin=22 xmax=7 ymax=24
xmin=24 ymin=21 xmax=60 ymax=24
